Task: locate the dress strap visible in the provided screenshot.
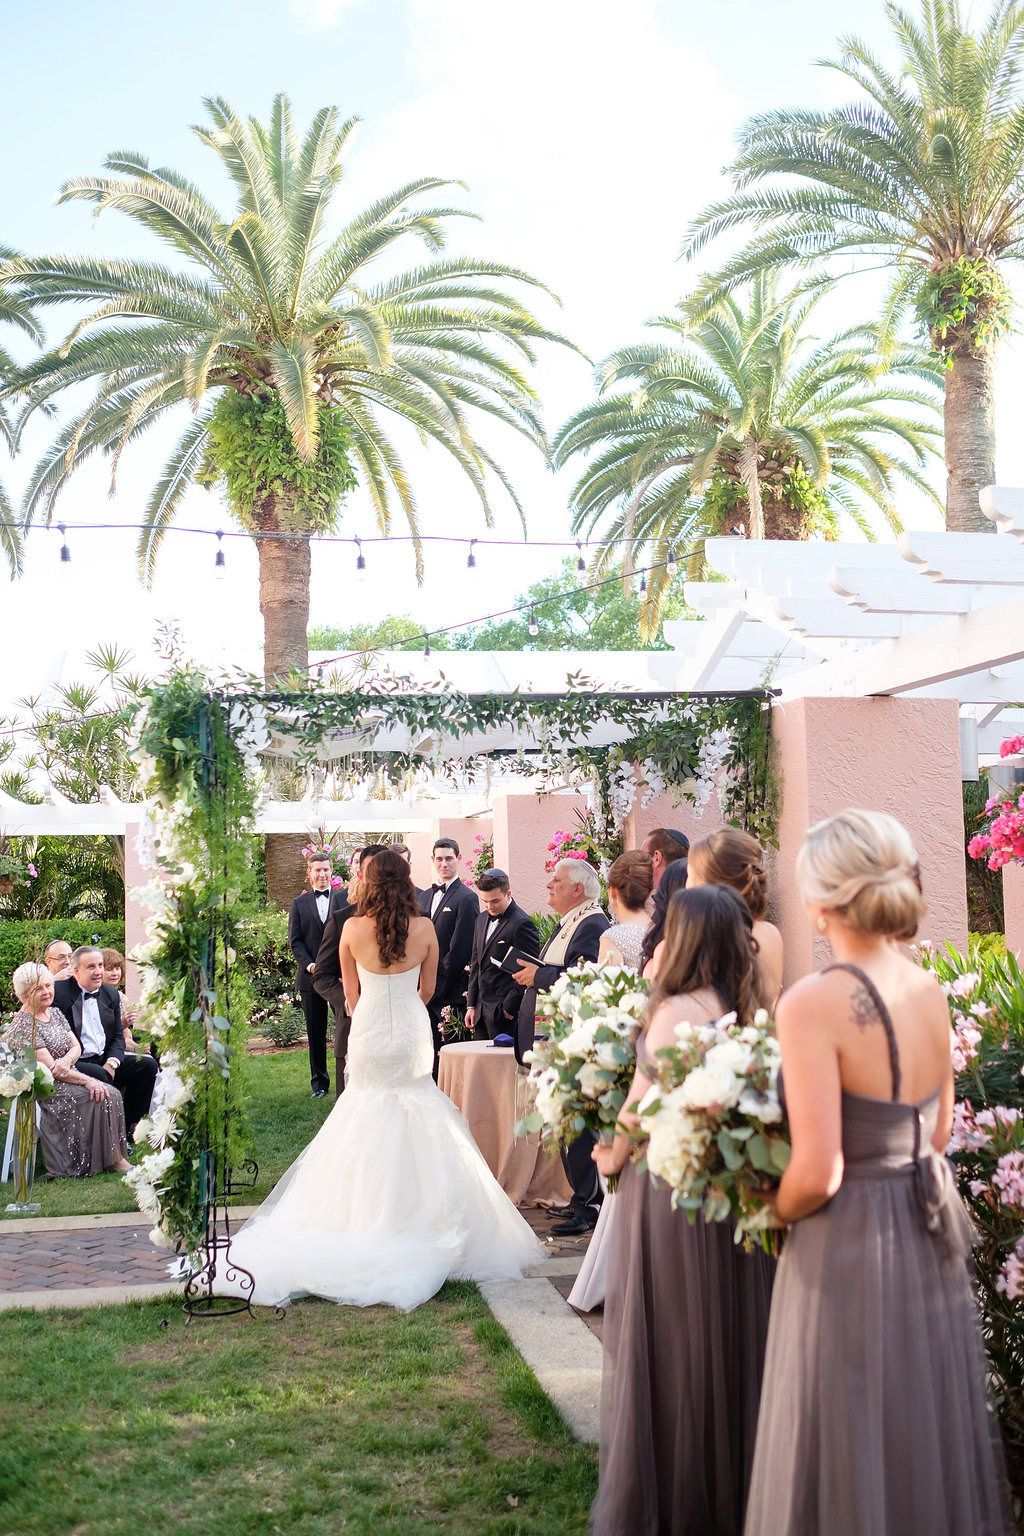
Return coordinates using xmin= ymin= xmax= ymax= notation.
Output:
xmin=822 ymin=962 xmax=902 ymax=1101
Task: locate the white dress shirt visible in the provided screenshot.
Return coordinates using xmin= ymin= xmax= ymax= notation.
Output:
xmin=430 ymin=880 xmax=455 ymax=917
xmin=485 ymin=916 xmax=501 ymax=943
xmin=315 ymin=891 xmax=331 ymax=922
xmin=79 ymin=993 xmax=108 ymax=1058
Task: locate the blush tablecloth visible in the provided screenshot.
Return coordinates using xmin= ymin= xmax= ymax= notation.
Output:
xmin=438 ymin=1041 xmax=571 ymax=1207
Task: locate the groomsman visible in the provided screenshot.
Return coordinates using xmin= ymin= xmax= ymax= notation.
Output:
xmin=288 ymin=853 xmax=337 ymax=1097
xmin=642 ymin=827 xmax=689 ymax=888
xmin=313 ymin=844 xmax=386 ymax=1097
xmin=466 ymin=869 xmax=540 ymax=1040
xmin=53 ymin=946 xmax=158 ymax=1139
xmin=418 ymin=837 xmax=478 ymax=1068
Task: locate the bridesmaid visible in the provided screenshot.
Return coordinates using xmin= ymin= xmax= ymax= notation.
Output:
xmin=592 ymin=884 xmax=776 ymax=1536
xmin=687 ymin=829 xmax=784 ymax=1003
xmin=745 ymin=808 xmax=1011 ymax=1536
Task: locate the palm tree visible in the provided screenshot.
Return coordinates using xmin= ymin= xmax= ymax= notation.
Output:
xmin=1 ymin=94 xmax=570 ymax=676
xmin=554 ymin=275 xmax=944 ymax=624
xmin=683 ymin=0 xmax=1024 ymax=533
xmin=0 ymin=245 xmax=44 ymax=576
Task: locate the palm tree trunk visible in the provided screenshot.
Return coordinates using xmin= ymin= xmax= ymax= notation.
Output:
xmin=739 ymin=440 xmax=765 ymax=539
xmin=257 ymin=528 xmax=312 ymax=681
xmin=944 ymin=351 xmax=996 ymax=533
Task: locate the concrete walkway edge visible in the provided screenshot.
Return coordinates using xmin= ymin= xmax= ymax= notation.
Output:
xmin=479 ymin=1275 xmax=603 ymax=1443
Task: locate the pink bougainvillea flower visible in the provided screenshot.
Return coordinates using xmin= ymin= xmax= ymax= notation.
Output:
xmin=1000 ymin=734 xmax=1024 ymax=759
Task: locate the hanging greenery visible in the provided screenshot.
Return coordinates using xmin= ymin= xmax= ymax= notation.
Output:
xmin=124 ymin=670 xmax=259 ymax=1254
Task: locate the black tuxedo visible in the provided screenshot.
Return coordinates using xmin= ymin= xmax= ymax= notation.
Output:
xmin=514 ymin=907 xmax=610 ymax=1224
xmin=289 ymin=886 xmax=338 ymax=1093
xmin=311 ymin=893 xmax=357 ymax=1097
xmin=466 ymin=900 xmax=540 ymax=1040
xmin=53 ymin=977 xmax=157 ymax=1135
xmin=418 ymin=878 xmax=479 ymax=1065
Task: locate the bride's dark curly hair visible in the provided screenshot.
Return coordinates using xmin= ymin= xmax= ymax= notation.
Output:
xmin=357 ymin=847 xmax=419 ymax=966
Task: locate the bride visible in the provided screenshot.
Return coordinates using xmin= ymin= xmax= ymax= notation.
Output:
xmin=226 ymin=847 xmax=545 ymax=1310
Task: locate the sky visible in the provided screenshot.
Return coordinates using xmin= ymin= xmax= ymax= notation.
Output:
xmin=3 ymin=0 xmax=1024 ymax=700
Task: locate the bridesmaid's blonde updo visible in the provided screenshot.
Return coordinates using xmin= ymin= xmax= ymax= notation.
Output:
xmin=797 ymin=808 xmax=925 ymax=940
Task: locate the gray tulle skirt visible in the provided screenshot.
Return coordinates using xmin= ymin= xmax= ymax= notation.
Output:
xmin=743 ymin=1165 xmax=1012 ymax=1536
xmin=592 ymin=1160 xmax=776 ymax=1536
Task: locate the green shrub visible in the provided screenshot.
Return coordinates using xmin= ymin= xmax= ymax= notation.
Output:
xmin=262 ymin=1005 xmax=307 ymax=1049
xmin=919 ymin=942 xmax=1024 ymax=1496
xmin=236 ymin=907 xmax=302 ymax=1039
xmin=970 ymin=932 xmax=1008 ymax=964
xmin=532 ymin=912 xmax=560 ymax=949
xmin=0 ymin=918 xmax=126 ymax=996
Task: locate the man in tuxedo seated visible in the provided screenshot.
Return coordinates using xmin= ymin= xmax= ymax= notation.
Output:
xmin=512 ymin=859 xmax=609 ymax=1236
xmin=313 ymin=844 xmax=386 ymax=1097
xmin=288 ymin=853 xmax=338 ymax=1098
xmin=418 ymin=837 xmax=478 ymax=1071
xmin=466 ymin=869 xmax=540 ymax=1041
xmin=53 ymin=946 xmax=158 ymax=1140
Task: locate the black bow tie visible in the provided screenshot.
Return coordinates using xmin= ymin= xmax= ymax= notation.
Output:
xmin=315 ymin=891 xmax=330 ymax=900
xmin=431 ymin=883 xmax=448 ymax=894
xmin=83 ymin=990 xmax=101 ymax=1000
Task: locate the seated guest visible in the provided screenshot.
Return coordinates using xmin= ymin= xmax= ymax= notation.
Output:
xmin=512 ymin=859 xmax=609 ymax=1235
xmin=53 ymin=946 xmax=157 ymax=1140
xmin=598 ymin=851 xmax=654 ymax=971
xmin=466 ymin=869 xmax=541 ymax=1040
xmin=42 ymin=939 xmax=74 ymax=983
xmin=102 ymin=948 xmax=139 ymax=1053
xmin=4 ymin=962 xmax=129 ymax=1176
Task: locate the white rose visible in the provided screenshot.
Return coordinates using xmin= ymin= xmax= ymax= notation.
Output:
xmin=149 ymin=1224 xmax=175 ymax=1249
xmin=578 ymin=1061 xmax=608 ymax=1100
xmin=680 ymin=1065 xmax=741 ymax=1113
xmin=704 ymin=1039 xmax=753 ymax=1076
xmin=737 ymin=1089 xmax=783 ymax=1125
xmin=561 ymin=1023 xmax=598 ymax=1059
xmin=618 ymin=992 xmax=649 ymax=1016
xmin=594 ymin=1039 xmax=622 ymax=1071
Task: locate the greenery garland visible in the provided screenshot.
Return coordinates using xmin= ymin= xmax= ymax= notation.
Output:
xmin=124 ymin=669 xmax=257 ymax=1254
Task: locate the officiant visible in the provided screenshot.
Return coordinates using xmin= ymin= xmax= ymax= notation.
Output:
xmin=511 ymin=859 xmax=609 ymax=1235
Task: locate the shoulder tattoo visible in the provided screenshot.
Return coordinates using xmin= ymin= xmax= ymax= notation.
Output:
xmin=850 ymin=983 xmax=878 ymax=1032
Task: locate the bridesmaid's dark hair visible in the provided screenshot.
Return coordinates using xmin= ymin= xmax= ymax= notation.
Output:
xmin=647 ymin=885 xmax=767 ymax=1031
xmin=358 ymin=847 xmax=419 ymax=966
xmin=639 ymin=857 xmax=689 ymax=974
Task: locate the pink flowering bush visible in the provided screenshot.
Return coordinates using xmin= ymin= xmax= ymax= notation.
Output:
xmin=462 ymin=834 xmax=494 ymax=889
xmin=967 ymin=734 xmax=1024 ymax=871
xmin=919 ymin=942 xmax=1024 ymax=1488
xmin=544 ymin=810 xmax=619 ymax=875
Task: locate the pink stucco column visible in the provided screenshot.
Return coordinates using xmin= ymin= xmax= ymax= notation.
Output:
xmin=1003 ymin=863 xmax=1024 ymax=958
xmin=123 ymin=813 xmax=149 ymax=1004
xmin=405 ymin=818 xmax=492 ymax=895
xmin=773 ymin=697 xmax=968 ymax=986
xmin=491 ymin=792 xmax=589 ymax=916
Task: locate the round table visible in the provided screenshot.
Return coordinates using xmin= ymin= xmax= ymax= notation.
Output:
xmin=437 ymin=1041 xmax=571 ymax=1207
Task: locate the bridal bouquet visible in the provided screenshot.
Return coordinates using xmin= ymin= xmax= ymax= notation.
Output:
xmin=516 ymin=963 xmax=648 ymax=1186
xmin=638 ymin=1009 xmax=788 ymax=1249
xmin=0 ymin=1041 xmax=55 ymax=1104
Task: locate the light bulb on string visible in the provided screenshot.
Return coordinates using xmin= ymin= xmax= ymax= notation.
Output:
xmin=639 ymin=570 xmax=648 ymax=598
xmin=576 ymin=540 xmax=586 ymax=573
xmin=423 ymin=636 xmax=432 ymax=658
xmin=666 ymin=547 xmax=679 ymax=577
xmin=214 ymin=530 xmax=225 ymax=577
xmin=57 ymin=524 xmax=71 ymax=565
xmin=467 ymin=539 xmax=477 ymax=570
xmin=355 ymin=536 xmax=367 ymax=579
xmin=527 ymin=605 xmax=539 ymax=637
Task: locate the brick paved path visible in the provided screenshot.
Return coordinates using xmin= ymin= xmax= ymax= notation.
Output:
xmin=0 ymin=1222 xmax=173 ymax=1291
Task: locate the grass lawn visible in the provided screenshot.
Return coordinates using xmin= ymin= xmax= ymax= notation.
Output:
xmin=1 ymin=1051 xmax=330 ymax=1221
xmin=0 ymin=1284 xmax=597 ymax=1535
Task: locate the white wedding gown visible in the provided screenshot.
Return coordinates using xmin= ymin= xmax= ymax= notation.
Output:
xmin=224 ymin=963 xmax=545 ymax=1311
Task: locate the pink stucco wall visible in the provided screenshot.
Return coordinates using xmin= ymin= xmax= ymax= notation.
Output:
xmin=492 ymin=791 xmax=589 ymax=916
xmin=404 ymin=817 xmax=492 ymax=896
xmin=624 ymin=790 xmax=727 ymax=859
xmin=123 ymin=817 xmax=148 ymax=1004
xmin=773 ymin=696 xmax=968 ymax=985
xmin=1003 ymin=864 xmax=1024 ymax=959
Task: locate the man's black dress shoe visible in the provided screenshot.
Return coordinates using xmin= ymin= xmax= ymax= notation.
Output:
xmin=551 ymin=1215 xmax=597 ymax=1237
xmin=312 ymin=1087 xmax=327 ymax=1098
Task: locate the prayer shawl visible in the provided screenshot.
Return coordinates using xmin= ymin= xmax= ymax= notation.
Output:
xmin=541 ymin=898 xmax=606 ymax=968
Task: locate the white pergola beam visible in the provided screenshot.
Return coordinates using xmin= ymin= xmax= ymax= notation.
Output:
xmin=779 ymin=589 xmax=1024 ymax=699
xmin=981 ymin=485 xmax=1024 ymax=539
xmin=829 ymin=570 xmax=1016 ymax=615
xmin=899 ymin=529 xmax=1024 ymax=584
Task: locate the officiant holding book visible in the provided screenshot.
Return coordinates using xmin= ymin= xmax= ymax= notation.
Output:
xmin=465 ymin=869 xmax=540 ymax=1041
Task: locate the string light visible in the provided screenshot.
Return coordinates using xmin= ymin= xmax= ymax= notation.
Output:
xmin=528 ymin=605 xmax=539 ymax=637
xmin=58 ymin=524 xmax=71 ymax=564
xmin=214 ymin=530 xmax=225 ymax=576
xmin=639 ymin=571 xmax=648 ymax=598
xmin=467 ymin=539 xmax=477 ymax=570
xmin=355 ymin=536 xmax=366 ymax=575
xmin=666 ymin=547 xmax=679 ymax=577
xmin=576 ymin=541 xmax=586 ymax=573
xmin=423 ymin=637 xmax=432 ymax=658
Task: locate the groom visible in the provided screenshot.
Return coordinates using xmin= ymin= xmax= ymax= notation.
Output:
xmin=288 ymin=853 xmax=338 ymax=1097
xmin=512 ymin=858 xmax=609 ymax=1235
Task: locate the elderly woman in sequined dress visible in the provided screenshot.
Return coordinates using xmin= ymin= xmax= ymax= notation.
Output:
xmin=4 ymin=962 xmax=130 ymax=1177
